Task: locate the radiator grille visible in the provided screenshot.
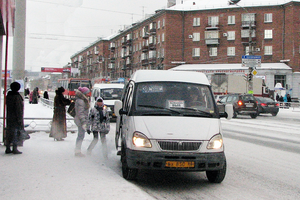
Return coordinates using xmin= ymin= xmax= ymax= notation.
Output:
xmin=158 ymin=141 xmax=202 ymax=151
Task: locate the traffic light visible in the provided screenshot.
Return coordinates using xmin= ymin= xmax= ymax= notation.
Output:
xmin=248 ymin=73 xmax=253 ymax=81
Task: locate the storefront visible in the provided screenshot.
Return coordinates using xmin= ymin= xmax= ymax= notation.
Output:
xmin=170 ymin=63 xmax=299 ymax=99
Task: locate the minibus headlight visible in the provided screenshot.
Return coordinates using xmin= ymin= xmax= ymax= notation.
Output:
xmin=132 ymin=132 xmax=152 ymax=148
xmin=207 ymin=134 xmax=223 ymax=149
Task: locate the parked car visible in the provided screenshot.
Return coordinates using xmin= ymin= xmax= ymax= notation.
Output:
xmin=218 ymin=93 xmax=258 ymax=118
xmin=255 ymin=97 xmax=279 ymax=116
xmin=214 ymin=95 xmax=225 ymax=103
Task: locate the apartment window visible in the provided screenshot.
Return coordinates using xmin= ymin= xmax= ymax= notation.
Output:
xmin=208 ymin=16 xmax=219 ymax=26
xmin=193 ymin=17 xmax=200 ymax=26
xmin=274 ymin=75 xmax=286 ymax=89
xmin=245 ymin=46 xmax=250 ymax=55
xmin=227 ymin=31 xmax=235 ymax=40
xmin=227 ymin=47 xmax=235 ymax=56
xmin=264 ymin=13 xmax=272 ymax=23
xmin=264 ymin=46 xmax=273 ymax=55
xmin=241 ymin=13 xmax=255 ymax=22
xmin=228 ymin=15 xmax=235 ymax=25
xmin=192 ymin=48 xmax=200 ymax=57
xmin=245 ymin=46 xmax=255 ymax=55
xmin=157 ymin=20 xmax=161 ymax=29
xmin=209 ymin=47 xmax=217 ymax=56
xmin=162 ymin=18 xmax=165 ymax=27
xmin=193 ymin=33 xmax=200 ymax=41
xmin=157 ymin=35 xmax=160 ymax=43
xmin=162 ymin=33 xmax=165 ymax=42
xmin=241 ymin=29 xmax=256 ymax=38
xmin=264 ymin=30 xmax=273 ymax=39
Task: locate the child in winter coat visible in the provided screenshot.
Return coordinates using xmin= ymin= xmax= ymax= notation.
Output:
xmin=86 ymin=97 xmax=110 ymax=157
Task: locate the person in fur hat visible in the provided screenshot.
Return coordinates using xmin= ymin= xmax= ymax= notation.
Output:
xmin=5 ymin=82 xmax=24 ymax=154
xmin=86 ymin=97 xmax=110 ymax=157
xmin=49 ymin=87 xmax=71 ymax=141
xmin=74 ymin=87 xmax=90 ymax=157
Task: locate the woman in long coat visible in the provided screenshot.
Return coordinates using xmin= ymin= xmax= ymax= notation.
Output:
xmin=49 ymin=87 xmax=71 ymax=141
xmin=32 ymin=87 xmax=39 ymax=104
xmin=5 ymin=82 xmax=24 ymax=154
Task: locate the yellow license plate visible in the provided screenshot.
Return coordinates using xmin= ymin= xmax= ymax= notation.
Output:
xmin=165 ymin=161 xmax=195 ymax=168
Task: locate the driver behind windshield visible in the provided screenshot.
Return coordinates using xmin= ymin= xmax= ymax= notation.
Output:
xmin=186 ymin=87 xmax=204 ymax=107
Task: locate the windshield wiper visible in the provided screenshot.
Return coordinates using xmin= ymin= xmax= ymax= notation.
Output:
xmin=174 ymin=107 xmax=214 ymax=117
xmin=138 ymin=105 xmax=181 ymax=114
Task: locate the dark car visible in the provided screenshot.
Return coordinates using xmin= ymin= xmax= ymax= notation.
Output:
xmin=218 ymin=94 xmax=258 ymax=118
xmin=255 ymin=97 xmax=279 ymax=116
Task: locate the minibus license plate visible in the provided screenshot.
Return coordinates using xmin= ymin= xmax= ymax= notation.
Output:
xmin=165 ymin=161 xmax=195 ymax=168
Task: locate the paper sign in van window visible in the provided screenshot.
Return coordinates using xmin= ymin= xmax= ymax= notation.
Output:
xmin=167 ymin=100 xmax=185 ymax=108
xmin=141 ymin=85 xmax=164 ymax=93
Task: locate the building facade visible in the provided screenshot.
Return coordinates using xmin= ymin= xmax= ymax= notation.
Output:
xmin=70 ymin=1 xmax=300 ymax=86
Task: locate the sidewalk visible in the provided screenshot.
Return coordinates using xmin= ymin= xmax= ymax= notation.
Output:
xmin=0 ymin=100 xmax=155 ymax=200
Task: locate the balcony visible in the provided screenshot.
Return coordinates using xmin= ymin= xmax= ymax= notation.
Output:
xmin=241 ymin=21 xmax=256 ymax=28
xmin=149 ymin=43 xmax=156 ymax=50
xmin=149 ymin=23 xmax=156 ymax=35
xmin=205 ymin=39 xmax=220 ymax=45
xmin=205 ymin=31 xmax=220 ymax=45
xmin=121 ymin=37 xmax=127 ymax=47
xmin=109 ymin=43 xmax=116 ymax=51
xmin=142 ymin=32 xmax=149 ymax=39
xmin=149 ymin=57 xmax=156 ymax=64
xmin=142 ymin=59 xmax=148 ymax=66
xmin=142 ymin=45 xmax=149 ymax=52
xmin=241 ymin=29 xmax=256 ymax=38
xmin=110 ymin=57 xmax=116 ymax=63
xmin=127 ymin=33 xmax=132 ymax=43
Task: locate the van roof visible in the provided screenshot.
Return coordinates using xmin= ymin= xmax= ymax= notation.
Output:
xmin=130 ymin=70 xmax=210 ymax=85
xmin=93 ymin=83 xmax=124 ymax=89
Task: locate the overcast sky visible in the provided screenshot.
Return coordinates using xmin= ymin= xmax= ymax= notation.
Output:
xmin=10 ymin=0 xmax=167 ymax=72
xmin=7 ymin=0 xmax=295 ymax=72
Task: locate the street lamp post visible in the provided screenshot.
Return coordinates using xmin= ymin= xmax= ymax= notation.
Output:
xmin=229 ymin=0 xmax=255 ymax=93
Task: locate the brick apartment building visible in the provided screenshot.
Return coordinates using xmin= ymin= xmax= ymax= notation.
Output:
xmin=70 ymin=0 xmax=300 ymax=83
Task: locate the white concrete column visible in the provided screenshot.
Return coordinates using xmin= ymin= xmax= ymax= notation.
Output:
xmin=12 ymin=0 xmax=26 ymax=86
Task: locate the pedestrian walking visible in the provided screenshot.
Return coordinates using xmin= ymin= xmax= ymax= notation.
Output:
xmin=86 ymin=97 xmax=110 ymax=157
xmin=74 ymin=87 xmax=90 ymax=157
xmin=32 ymin=87 xmax=39 ymax=104
xmin=49 ymin=87 xmax=71 ymax=141
xmin=5 ymin=82 xmax=24 ymax=154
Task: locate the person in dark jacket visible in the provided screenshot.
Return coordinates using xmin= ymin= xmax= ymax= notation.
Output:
xmin=86 ymin=97 xmax=110 ymax=156
xmin=49 ymin=87 xmax=71 ymax=141
xmin=32 ymin=87 xmax=39 ymax=104
xmin=43 ymin=91 xmax=49 ymax=100
xmin=5 ymin=82 xmax=24 ymax=154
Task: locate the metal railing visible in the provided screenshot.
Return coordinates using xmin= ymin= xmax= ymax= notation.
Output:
xmin=0 ymin=98 xmax=77 ymax=133
xmin=290 ymin=102 xmax=300 ymax=111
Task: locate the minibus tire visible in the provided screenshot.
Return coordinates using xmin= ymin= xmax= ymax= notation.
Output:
xmin=206 ymin=161 xmax=226 ymax=183
xmin=121 ymin=145 xmax=138 ymax=180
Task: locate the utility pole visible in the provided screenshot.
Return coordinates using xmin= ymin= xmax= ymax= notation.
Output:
xmin=229 ymin=0 xmax=256 ymax=94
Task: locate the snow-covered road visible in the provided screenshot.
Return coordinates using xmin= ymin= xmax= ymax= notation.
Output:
xmin=0 ymin=100 xmax=155 ymax=200
xmin=1 ymin=100 xmax=300 ymax=199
